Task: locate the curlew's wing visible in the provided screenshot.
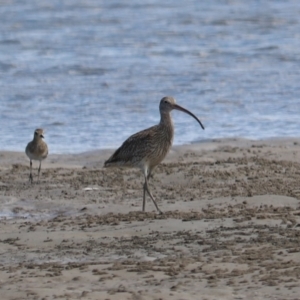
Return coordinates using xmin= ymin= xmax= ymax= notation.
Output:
xmin=104 ymin=125 xmax=158 ymax=167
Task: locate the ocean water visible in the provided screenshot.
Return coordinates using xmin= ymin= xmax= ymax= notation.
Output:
xmin=1 ymin=0 xmax=300 ymax=153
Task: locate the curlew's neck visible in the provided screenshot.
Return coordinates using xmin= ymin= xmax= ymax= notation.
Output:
xmin=159 ymin=110 xmax=174 ymax=141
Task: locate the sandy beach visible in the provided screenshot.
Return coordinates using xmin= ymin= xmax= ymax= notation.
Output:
xmin=0 ymin=138 xmax=300 ymax=299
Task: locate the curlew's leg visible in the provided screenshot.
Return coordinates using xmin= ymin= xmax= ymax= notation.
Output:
xmin=143 ymin=181 xmax=146 ymax=211
xmin=142 ymin=171 xmax=151 ymax=212
xmin=29 ymin=160 xmax=33 ymax=183
xmin=38 ymin=161 xmax=42 ymax=182
xmin=143 ymin=169 xmax=163 ymax=214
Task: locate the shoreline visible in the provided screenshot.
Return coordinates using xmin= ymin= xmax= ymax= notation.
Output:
xmin=2 ymin=136 xmax=300 ymax=168
xmin=0 ymin=137 xmax=300 ymax=299
xmin=2 ymin=135 xmax=300 ymax=154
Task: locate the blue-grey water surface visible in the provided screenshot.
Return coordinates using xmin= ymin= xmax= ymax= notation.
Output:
xmin=1 ymin=0 xmax=300 ymax=153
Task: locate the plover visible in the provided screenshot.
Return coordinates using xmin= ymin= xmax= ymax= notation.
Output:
xmin=25 ymin=128 xmax=48 ymax=183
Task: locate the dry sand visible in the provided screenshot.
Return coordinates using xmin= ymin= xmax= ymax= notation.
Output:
xmin=0 ymin=138 xmax=300 ymax=300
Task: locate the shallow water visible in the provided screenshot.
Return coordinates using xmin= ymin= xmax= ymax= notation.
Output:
xmin=1 ymin=0 xmax=300 ymax=153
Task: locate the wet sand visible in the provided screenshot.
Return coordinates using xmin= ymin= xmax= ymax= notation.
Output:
xmin=0 ymin=138 xmax=300 ymax=299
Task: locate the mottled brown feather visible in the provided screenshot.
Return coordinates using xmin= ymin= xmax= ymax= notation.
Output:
xmin=105 ymin=114 xmax=173 ymax=171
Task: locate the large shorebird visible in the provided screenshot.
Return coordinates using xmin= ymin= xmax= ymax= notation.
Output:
xmin=104 ymin=96 xmax=205 ymax=214
xmin=25 ymin=128 xmax=48 ymax=183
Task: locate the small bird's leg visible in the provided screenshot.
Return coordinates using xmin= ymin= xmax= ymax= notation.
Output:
xmin=38 ymin=161 xmax=42 ymax=182
xmin=143 ymin=169 xmax=163 ymax=214
xmin=29 ymin=160 xmax=33 ymax=183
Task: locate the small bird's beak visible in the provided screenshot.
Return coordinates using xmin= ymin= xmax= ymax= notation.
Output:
xmin=173 ymin=104 xmax=205 ymax=130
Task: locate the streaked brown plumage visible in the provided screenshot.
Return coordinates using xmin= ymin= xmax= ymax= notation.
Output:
xmin=104 ymin=96 xmax=205 ymax=214
xmin=25 ymin=128 xmax=48 ymax=183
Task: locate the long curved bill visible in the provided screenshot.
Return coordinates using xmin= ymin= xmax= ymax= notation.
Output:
xmin=173 ymin=104 xmax=205 ymax=130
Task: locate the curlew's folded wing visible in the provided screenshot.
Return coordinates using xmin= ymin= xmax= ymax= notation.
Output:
xmin=104 ymin=125 xmax=158 ymax=167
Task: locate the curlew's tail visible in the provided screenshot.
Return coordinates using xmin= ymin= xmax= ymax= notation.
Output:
xmin=104 ymin=159 xmax=112 ymax=167
xmin=104 ymin=155 xmax=115 ymax=167
xmin=104 ymin=146 xmax=135 ymax=168
xmin=103 ymin=150 xmax=119 ymax=167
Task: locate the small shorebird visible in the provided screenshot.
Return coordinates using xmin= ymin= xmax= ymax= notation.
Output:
xmin=25 ymin=128 xmax=48 ymax=183
xmin=104 ymin=96 xmax=204 ymax=214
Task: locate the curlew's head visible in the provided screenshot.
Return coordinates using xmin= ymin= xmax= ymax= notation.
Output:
xmin=159 ymin=96 xmax=205 ymax=130
xmin=33 ymin=128 xmax=45 ymax=140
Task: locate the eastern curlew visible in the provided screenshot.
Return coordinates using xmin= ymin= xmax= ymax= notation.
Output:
xmin=25 ymin=128 xmax=48 ymax=183
xmin=104 ymin=96 xmax=205 ymax=214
